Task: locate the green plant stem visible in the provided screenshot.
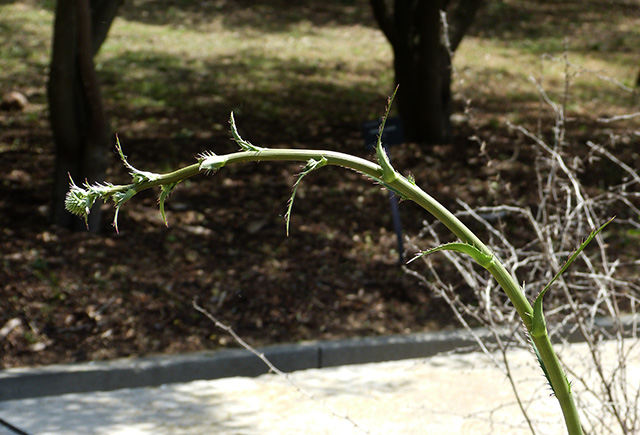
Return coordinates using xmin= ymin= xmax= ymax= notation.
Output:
xmin=387 ymin=175 xmax=533 ymax=324
xmin=532 ymin=331 xmax=583 ymax=433
xmin=387 ymin=167 xmax=582 ymax=434
xmin=78 ymin=147 xmax=582 ymax=434
xmin=117 ymin=149 xmax=383 ymax=194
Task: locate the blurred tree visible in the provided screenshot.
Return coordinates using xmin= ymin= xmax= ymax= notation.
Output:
xmin=49 ymin=0 xmax=123 ymax=231
xmin=370 ymin=0 xmax=484 ymax=144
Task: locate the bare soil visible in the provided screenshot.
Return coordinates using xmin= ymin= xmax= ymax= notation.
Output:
xmin=3 ymin=89 xmax=638 ymax=369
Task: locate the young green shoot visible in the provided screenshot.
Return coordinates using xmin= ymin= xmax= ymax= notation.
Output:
xmin=66 ymin=101 xmax=604 ymax=434
xmin=530 ymin=218 xmax=614 ymax=397
xmin=285 ymin=157 xmax=327 ymax=236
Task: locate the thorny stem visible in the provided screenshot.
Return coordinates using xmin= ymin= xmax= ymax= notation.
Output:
xmin=67 ymin=146 xmax=582 ymax=434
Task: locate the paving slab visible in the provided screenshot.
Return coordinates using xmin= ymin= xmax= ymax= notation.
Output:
xmin=1 ymin=340 xmax=638 ymax=434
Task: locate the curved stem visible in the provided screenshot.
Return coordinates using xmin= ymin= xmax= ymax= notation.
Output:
xmin=73 ymin=147 xmax=583 ymax=434
xmin=387 ymin=174 xmax=534 ymax=326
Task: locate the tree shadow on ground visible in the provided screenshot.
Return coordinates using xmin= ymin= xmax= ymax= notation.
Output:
xmin=471 ymin=0 xmax=640 ymax=58
xmin=119 ymin=0 xmax=378 ymax=32
xmin=0 ymin=383 xmax=254 ymax=434
xmin=97 ymin=47 xmax=388 ymax=160
xmin=0 ymin=9 xmax=51 ymax=93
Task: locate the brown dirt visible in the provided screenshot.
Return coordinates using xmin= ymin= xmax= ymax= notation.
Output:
xmin=0 ymin=112 xmax=456 ymax=368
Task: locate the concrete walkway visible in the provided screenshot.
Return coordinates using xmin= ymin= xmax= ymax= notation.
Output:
xmin=2 ymin=339 xmax=638 ymax=434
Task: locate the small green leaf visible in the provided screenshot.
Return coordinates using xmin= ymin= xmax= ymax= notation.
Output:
xmin=375 ymin=86 xmax=400 ymax=184
xmin=285 ymin=157 xmax=328 ymax=236
xmin=112 ymin=188 xmax=136 ymax=233
xmin=158 ymin=182 xmax=180 ymax=227
xmin=533 ymin=216 xmax=615 ymax=330
xmin=530 ymin=216 xmax=614 ymax=396
xmin=408 ymin=242 xmax=493 ymax=270
xmin=116 ymin=135 xmax=160 ymax=183
xmin=531 ymin=288 xmax=548 ymax=338
xmin=374 ymin=178 xmax=408 ymax=200
xmin=229 ymin=112 xmax=263 ymax=152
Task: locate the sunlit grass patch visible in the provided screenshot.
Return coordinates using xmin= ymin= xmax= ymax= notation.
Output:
xmin=0 ymin=3 xmax=52 ymax=94
xmin=0 ymin=0 xmax=636 ymax=140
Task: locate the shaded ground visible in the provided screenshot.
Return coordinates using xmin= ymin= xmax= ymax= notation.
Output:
xmin=3 ymin=100 xmax=637 ymax=369
xmin=0 ymin=117 xmax=481 ymax=367
xmin=1 ymin=0 xmax=639 ymax=369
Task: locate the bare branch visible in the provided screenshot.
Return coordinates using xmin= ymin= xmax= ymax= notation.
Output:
xmin=192 ymin=299 xmax=370 ymax=434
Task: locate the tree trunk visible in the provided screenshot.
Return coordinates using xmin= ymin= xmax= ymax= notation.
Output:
xmin=49 ymin=0 xmax=122 ymax=231
xmin=370 ymin=0 xmax=483 ymax=145
xmin=393 ymin=0 xmax=450 ymax=144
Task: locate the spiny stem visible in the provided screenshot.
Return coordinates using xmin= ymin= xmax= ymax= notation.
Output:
xmin=67 ymin=143 xmax=582 ymax=435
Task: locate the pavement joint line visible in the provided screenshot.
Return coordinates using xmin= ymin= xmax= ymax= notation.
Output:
xmin=0 ymin=315 xmax=634 ymax=402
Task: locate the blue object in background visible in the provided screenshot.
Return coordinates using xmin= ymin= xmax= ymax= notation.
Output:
xmin=361 ymin=117 xmax=405 ymax=266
